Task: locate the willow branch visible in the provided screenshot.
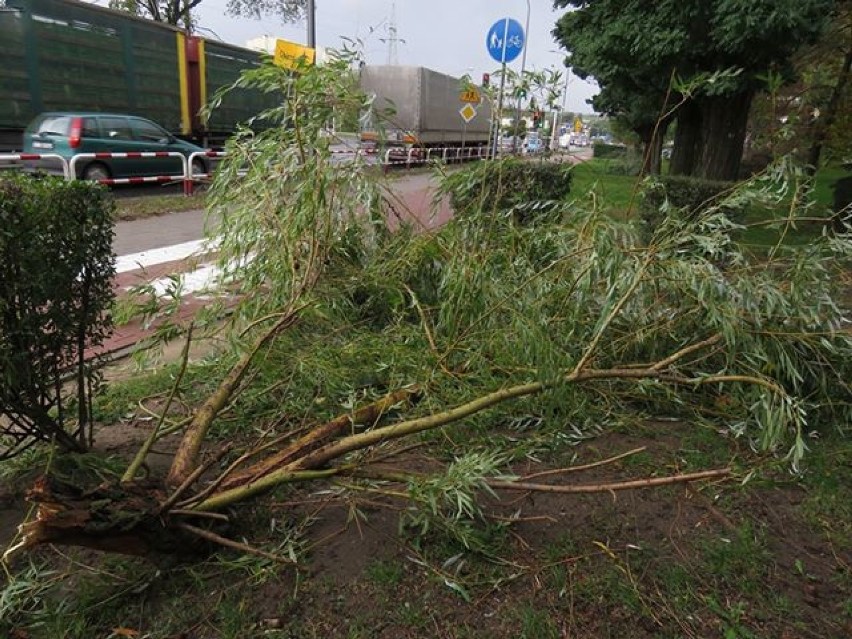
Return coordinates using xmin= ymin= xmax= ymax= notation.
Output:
xmin=650 ymin=333 xmax=722 ymax=371
xmin=193 ymin=468 xmax=342 ymax=512
xmin=489 ymin=468 xmax=731 ymax=494
xmin=572 ymin=254 xmax=653 ymax=375
xmin=177 ymin=523 xmax=294 ymax=564
xmin=123 ymin=323 xmax=193 ymax=483
xmin=519 ymin=447 xmax=648 ymax=481
xmin=166 ymin=309 xmax=301 ymax=487
xmin=219 ymin=387 xmax=419 ymax=491
xmin=192 ymin=354 xmax=781 ymax=511
xmin=159 ymin=444 xmax=232 ymax=514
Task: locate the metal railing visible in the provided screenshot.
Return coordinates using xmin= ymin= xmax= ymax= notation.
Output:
xmin=68 ymin=152 xmax=187 ymax=185
xmin=0 ymin=153 xmax=70 ymax=179
xmin=8 ymin=146 xmax=491 ymax=195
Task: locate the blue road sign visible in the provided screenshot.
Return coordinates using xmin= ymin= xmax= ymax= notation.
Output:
xmin=486 ymin=18 xmax=525 ymax=64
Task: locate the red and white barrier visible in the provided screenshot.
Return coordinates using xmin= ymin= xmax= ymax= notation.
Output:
xmin=21 ymin=145 xmax=492 ymax=193
xmin=68 ymin=152 xmax=187 ymax=186
xmin=0 ymin=153 xmax=70 ymax=179
xmin=185 ymin=150 xmax=227 ymax=195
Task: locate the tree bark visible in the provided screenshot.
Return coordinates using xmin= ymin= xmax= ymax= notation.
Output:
xmin=695 ymin=91 xmax=754 ymax=182
xmin=670 ymin=100 xmax=702 ymax=176
xmin=639 ymin=123 xmax=667 ymax=176
xmin=806 ymin=41 xmax=852 ymax=174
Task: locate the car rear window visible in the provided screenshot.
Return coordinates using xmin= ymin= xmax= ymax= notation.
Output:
xmin=99 ymin=117 xmax=133 ymax=141
xmin=31 ymin=116 xmax=71 ymax=137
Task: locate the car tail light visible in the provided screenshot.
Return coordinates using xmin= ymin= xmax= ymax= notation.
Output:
xmin=69 ymin=117 xmax=83 ymax=148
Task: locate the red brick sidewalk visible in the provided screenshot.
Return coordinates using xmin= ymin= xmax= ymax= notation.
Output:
xmin=95 ymin=182 xmax=454 ymax=359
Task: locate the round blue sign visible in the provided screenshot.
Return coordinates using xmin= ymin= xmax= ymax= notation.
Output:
xmin=486 ymin=18 xmax=525 ymax=64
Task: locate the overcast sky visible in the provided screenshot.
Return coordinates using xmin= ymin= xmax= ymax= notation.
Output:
xmin=190 ymin=0 xmax=599 ymax=113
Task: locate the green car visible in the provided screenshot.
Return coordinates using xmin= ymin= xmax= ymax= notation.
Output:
xmin=23 ymin=112 xmax=208 ymax=181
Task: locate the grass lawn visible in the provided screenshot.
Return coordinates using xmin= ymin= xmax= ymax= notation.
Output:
xmin=113 ymin=190 xmax=207 ymax=221
xmin=571 ymin=157 xmax=846 ymax=249
xmin=569 ymin=158 xmax=642 ymax=218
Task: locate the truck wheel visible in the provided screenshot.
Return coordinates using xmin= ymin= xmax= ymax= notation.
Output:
xmin=82 ymin=162 xmax=110 ymax=182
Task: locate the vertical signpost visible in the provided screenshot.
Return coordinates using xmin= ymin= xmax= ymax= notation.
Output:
xmin=486 ymin=18 xmax=525 ymax=158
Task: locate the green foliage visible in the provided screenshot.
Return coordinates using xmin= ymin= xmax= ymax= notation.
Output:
xmin=0 ymin=175 xmax=115 ymax=459
xmin=401 ymin=452 xmax=507 ymax=550
xmin=441 ymin=158 xmax=573 ymax=225
xmin=554 ymin=0 xmax=835 ymax=179
xmin=640 ymin=174 xmax=742 ymax=240
xmin=205 ymin=47 xmax=384 ymax=327
xmin=592 ymin=143 xmax=627 ymax=159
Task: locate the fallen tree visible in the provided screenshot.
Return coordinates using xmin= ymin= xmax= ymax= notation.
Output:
xmin=6 ymin=54 xmax=851 ymax=562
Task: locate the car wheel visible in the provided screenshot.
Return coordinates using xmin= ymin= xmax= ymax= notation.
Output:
xmin=191 ymin=158 xmax=207 ymax=177
xmin=82 ymin=162 xmax=110 ymax=182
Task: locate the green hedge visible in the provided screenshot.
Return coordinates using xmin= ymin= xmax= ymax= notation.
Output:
xmin=0 ymin=175 xmax=115 ymax=458
xmin=443 ymin=159 xmax=573 ymax=225
xmin=593 ymin=143 xmax=628 ymax=159
xmin=640 ymin=174 xmax=741 ymax=241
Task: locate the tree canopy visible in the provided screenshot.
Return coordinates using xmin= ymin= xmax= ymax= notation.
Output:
xmin=107 ymin=0 xmax=306 ymax=29
xmin=553 ymin=0 xmax=835 ymax=179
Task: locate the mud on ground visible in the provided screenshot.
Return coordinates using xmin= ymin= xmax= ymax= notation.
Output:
xmin=1 ymin=417 xmax=849 ymax=639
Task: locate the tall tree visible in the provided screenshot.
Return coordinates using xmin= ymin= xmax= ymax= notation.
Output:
xmin=107 ymin=0 xmax=306 ymax=30
xmin=803 ymin=0 xmax=852 ymax=172
xmin=554 ymin=0 xmax=834 ymax=181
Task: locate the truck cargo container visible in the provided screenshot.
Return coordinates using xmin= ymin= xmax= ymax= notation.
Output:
xmin=0 ymin=0 xmax=277 ymax=151
xmin=359 ymin=65 xmax=491 ymax=149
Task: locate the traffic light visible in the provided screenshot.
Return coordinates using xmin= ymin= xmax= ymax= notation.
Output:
xmin=532 ymin=110 xmax=543 ymax=128
xmin=482 ymin=72 xmax=490 ymax=87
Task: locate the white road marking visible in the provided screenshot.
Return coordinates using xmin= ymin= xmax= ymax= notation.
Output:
xmin=115 ymin=239 xmax=214 ymax=274
xmin=116 ymin=238 xmax=234 ymax=298
xmin=151 ymin=262 xmax=223 ymax=298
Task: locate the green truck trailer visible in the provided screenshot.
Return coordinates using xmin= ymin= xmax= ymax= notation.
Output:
xmin=0 ymin=0 xmax=276 ymax=151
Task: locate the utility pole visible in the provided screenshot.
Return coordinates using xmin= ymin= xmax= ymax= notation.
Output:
xmin=307 ymin=0 xmax=316 ymax=48
xmin=387 ymin=0 xmax=399 ymax=65
xmin=512 ymin=0 xmax=531 ymax=153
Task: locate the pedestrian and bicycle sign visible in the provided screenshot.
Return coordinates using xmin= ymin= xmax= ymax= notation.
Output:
xmin=486 ymin=18 xmax=525 ymax=63
xmin=460 ymin=89 xmax=481 ymax=103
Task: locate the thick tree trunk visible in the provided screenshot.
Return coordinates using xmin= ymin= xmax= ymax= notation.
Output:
xmin=670 ymin=101 xmax=702 ymax=176
xmin=640 ymin=124 xmax=666 ymax=176
xmin=806 ymin=42 xmax=852 ymax=175
xmin=695 ymin=91 xmax=754 ymax=182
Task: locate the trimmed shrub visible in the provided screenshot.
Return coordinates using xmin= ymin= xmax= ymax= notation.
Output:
xmin=0 ymin=175 xmax=115 ymax=459
xmin=593 ymin=143 xmax=627 ymax=159
xmin=443 ymin=159 xmax=573 ymax=225
xmin=640 ymin=175 xmax=742 ymax=241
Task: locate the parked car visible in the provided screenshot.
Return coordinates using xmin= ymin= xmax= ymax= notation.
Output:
xmin=23 ymin=112 xmax=207 ymax=180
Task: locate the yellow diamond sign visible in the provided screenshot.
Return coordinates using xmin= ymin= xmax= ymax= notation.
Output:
xmin=459 ymin=103 xmax=477 ymax=123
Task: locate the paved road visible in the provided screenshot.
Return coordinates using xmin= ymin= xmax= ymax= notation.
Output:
xmin=112 ymin=150 xmax=591 ymax=256
xmin=113 ymin=170 xmax=448 ymax=256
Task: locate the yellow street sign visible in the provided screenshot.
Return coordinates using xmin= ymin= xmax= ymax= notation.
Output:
xmin=573 ymin=116 xmax=583 ymax=133
xmin=274 ymin=39 xmax=316 ymax=70
xmin=459 ymin=103 xmax=477 ymax=123
xmin=460 ymin=89 xmax=481 ymax=104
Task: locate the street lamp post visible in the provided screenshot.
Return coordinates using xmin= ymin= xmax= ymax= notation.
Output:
xmin=511 ymin=0 xmax=531 ymax=153
xmin=307 ymin=0 xmax=316 ymax=48
xmin=551 ymin=69 xmax=570 ymax=150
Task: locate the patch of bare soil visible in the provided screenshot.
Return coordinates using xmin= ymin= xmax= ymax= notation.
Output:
xmin=2 ymin=421 xmax=850 ymax=639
